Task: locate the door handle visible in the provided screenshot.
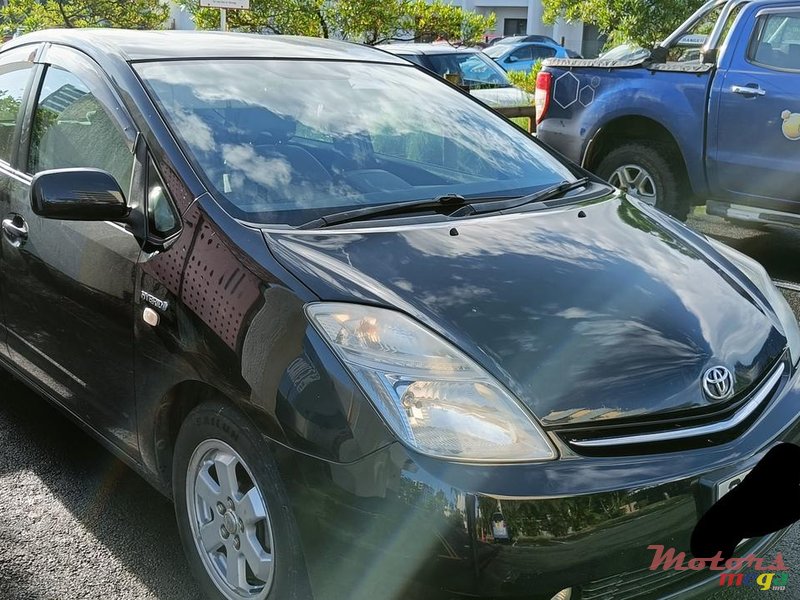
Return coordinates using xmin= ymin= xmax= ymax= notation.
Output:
xmin=2 ymin=215 xmax=28 ymax=248
xmin=731 ymin=84 xmax=767 ymax=97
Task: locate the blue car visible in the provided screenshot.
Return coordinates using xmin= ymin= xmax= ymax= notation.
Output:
xmin=484 ymin=41 xmax=573 ymax=73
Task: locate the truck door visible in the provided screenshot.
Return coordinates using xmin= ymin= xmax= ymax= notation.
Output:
xmin=709 ymin=7 xmax=800 ymax=216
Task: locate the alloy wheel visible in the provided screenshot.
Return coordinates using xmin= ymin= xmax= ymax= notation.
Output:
xmin=609 ymin=164 xmax=657 ymax=206
xmin=186 ymin=439 xmax=275 ymax=600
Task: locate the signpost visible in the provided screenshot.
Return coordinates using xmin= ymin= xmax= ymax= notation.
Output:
xmin=199 ymin=0 xmax=250 ymax=31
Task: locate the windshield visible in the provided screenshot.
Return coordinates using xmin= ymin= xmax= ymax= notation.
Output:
xmin=600 ymin=44 xmax=650 ymax=61
xmin=425 ymin=52 xmax=510 ymax=89
xmin=483 ymin=45 xmax=509 ymax=58
xmin=135 ymin=59 xmax=573 ymax=226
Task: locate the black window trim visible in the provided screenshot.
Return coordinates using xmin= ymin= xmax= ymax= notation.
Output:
xmin=746 ymin=7 xmax=800 ymax=73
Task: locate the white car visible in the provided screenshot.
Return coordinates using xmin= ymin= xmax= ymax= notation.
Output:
xmin=377 ymin=43 xmax=534 ymax=108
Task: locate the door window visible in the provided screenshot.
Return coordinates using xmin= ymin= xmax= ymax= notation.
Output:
xmin=748 ymin=12 xmax=800 ymax=71
xmin=0 ymin=64 xmax=33 ymax=164
xmin=146 ymin=156 xmax=180 ymax=238
xmin=531 ymin=46 xmax=558 ymax=61
xmin=28 ymin=65 xmax=133 ymax=193
xmin=509 ymin=46 xmax=533 ymax=62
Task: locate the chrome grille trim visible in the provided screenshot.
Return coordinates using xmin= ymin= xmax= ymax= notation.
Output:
xmin=571 ymin=362 xmax=785 ymax=448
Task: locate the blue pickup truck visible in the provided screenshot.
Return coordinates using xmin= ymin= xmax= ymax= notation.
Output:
xmin=536 ymin=0 xmax=800 ymax=224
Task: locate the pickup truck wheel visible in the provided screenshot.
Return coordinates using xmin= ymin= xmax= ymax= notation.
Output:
xmin=596 ymin=143 xmax=690 ymax=221
xmin=173 ymin=401 xmax=310 ymax=600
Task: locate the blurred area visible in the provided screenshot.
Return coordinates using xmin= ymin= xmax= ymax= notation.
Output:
xmin=686 ymin=207 xmax=800 ymax=318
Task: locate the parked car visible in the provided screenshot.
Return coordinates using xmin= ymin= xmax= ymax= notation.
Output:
xmin=536 ymin=0 xmax=798 ymax=225
xmin=489 ymin=34 xmax=560 ymax=46
xmin=377 ymin=43 xmax=533 ymax=108
xmin=1 ymin=27 xmax=799 ymax=600
xmin=484 ymin=40 xmax=572 ymax=73
xmin=598 ymin=43 xmax=650 ymax=61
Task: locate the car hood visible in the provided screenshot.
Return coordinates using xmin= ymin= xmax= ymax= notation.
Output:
xmin=264 ymin=196 xmax=786 ymax=427
xmin=470 ymin=86 xmax=534 ymax=108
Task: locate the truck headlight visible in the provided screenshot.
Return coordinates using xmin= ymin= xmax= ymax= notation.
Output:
xmin=306 ymin=303 xmax=557 ymax=462
xmin=709 ymin=239 xmax=800 ymax=366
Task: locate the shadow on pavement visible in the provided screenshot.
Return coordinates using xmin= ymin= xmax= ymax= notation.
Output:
xmin=0 ymin=372 xmax=199 ymax=600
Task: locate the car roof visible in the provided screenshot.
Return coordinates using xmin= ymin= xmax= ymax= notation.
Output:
xmin=505 ymin=41 xmax=558 ymax=49
xmin=3 ymin=29 xmax=409 ymax=64
xmin=498 ymin=35 xmax=558 ymax=44
xmin=376 ymin=43 xmax=479 ymax=56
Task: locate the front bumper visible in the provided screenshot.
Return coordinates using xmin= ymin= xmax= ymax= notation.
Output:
xmin=275 ymin=364 xmax=800 ymax=600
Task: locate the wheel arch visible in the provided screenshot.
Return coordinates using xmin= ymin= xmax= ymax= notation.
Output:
xmin=582 ymin=115 xmax=690 ymax=188
xmin=152 ymin=380 xmax=242 ymax=496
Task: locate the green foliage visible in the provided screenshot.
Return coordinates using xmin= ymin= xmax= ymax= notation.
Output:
xmin=405 ymin=0 xmax=495 ymax=46
xmin=1 ymin=0 xmax=169 ymax=35
xmin=506 ymin=59 xmax=544 ymax=96
xmin=183 ymin=0 xmax=495 ymax=45
xmin=185 ymin=0 xmax=323 ymax=35
xmin=541 ymin=0 xmax=705 ymax=48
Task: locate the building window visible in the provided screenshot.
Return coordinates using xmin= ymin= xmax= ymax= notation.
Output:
xmin=504 ymin=19 xmax=527 ymax=36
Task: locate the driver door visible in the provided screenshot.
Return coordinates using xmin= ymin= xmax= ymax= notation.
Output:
xmin=709 ymin=7 xmax=800 ymax=212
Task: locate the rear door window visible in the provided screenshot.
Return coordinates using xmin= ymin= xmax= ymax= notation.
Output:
xmin=531 ymin=46 xmax=557 ymax=61
xmin=0 ymin=63 xmax=34 ymax=164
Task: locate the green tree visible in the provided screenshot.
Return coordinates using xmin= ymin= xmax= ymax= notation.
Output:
xmin=184 ymin=0 xmax=495 ymax=46
xmin=541 ymin=0 xmax=704 ymax=48
xmin=506 ymin=59 xmax=544 ymax=95
xmin=186 ymin=0 xmax=323 ymax=35
xmin=1 ymin=0 xmax=169 ymax=35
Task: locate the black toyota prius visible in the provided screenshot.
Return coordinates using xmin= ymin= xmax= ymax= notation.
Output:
xmin=0 ymin=28 xmax=798 ymax=600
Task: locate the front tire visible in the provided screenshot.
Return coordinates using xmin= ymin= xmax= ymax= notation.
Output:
xmin=596 ymin=142 xmax=691 ymax=221
xmin=173 ymin=401 xmax=310 ymax=600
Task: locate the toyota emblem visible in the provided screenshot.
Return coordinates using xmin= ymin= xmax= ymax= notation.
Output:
xmin=702 ymin=366 xmax=735 ymax=401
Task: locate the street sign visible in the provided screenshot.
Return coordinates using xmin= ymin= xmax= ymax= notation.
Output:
xmin=199 ymin=0 xmax=250 ymax=9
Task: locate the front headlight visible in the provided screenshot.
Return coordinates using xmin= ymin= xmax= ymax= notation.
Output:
xmin=306 ymin=303 xmax=556 ymax=462
xmin=709 ymin=239 xmax=800 ymax=365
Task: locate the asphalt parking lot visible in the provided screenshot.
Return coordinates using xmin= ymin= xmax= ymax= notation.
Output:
xmin=0 ymin=208 xmax=798 ymax=600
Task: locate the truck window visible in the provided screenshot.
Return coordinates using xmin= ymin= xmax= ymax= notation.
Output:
xmin=748 ymin=12 xmax=800 ymax=71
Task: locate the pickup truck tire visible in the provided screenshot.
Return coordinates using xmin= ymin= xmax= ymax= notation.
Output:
xmin=596 ymin=143 xmax=691 ymax=221
xmin=173 ymin=401 xmax=310 ymax=600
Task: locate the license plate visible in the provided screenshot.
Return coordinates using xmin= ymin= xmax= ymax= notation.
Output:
xmin=716 ymin=468 xmax=751 ymax=501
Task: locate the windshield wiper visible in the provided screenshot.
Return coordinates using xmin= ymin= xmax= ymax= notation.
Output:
xmin=453 ymin=177 xmax=592 ymax=217
xmin=298 ymin=193 xmax=469 ymax=229
xmin=297 ymin=178 xmax=592 ymax=229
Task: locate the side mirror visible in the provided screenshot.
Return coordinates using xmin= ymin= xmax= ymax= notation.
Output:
xmin=506 ymin=55 xmax=518 ymax=63
xmin=31 ymin=168 xmax=129 ymax=221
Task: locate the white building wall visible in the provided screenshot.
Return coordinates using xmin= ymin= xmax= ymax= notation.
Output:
xmin=166 ymin=1 xmax=196 ymax=30
xmin=451 ymin=0 xmax=584 ymax=51
xmin=552 ymin=18 xmax=583 ymax=51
